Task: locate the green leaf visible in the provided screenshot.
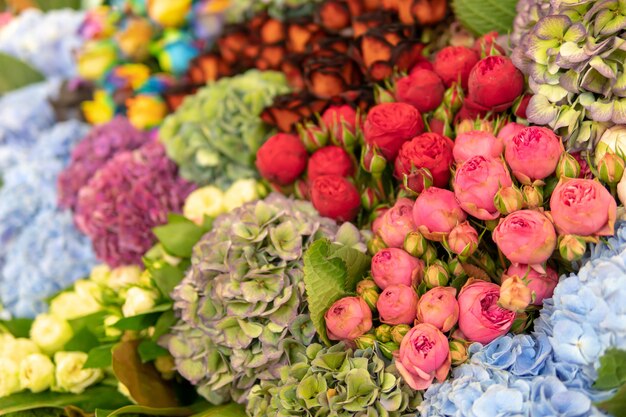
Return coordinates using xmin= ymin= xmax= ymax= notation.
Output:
xmin=112 ymin=340 xmax=179 ymax=408
xmin=190 ymin=403 xmax=246 ymax=417
xmin=450 ymin=274 xmax=469 ymax=293
xmin=68 ymin=312 xmax=108 ymax=334
xmin=0 ymin=53 xmax=45 ymax=94
xmin=0 ymin=318 xmax=33 ymax=338
xmin=84 ymin=345 xmax=114 ymax=369
xmin=64 ymin=327 xmax=100 ymax=353
xmin=152 ymin=310 xmax=177 ymax=341
xmin=0 ymin=385 xmax=131 ymax=415
xmin=451 ymin=0 xmax=518 ymax=36
xmin=596 ymin=383 xmax=626 ymax=417
xmin=34 ymin=0 xmax=81 ymax=10
xmin=113 ymin=305 xmax=172 ymax=331
xmin=303 ymin=239 xmax=349 ymax=346
xmin=150 ymin=263 xmax=185 ymax=298
xmin=153 ymin=222 xmax=206 ymax=258
xmin=331 ymin=244 xmax=370 ymax=292
xmin=138 ymin=340 xmax=169 ymax=363
xmin=93 ymin=402 xmax=245 ymax=417
xmin=594 ymin=349 xmax=626 ymax=390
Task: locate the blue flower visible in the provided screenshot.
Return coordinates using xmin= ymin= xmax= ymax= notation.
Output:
xmin=471 ymin=381 xmax=530 ymax=417
xmin=469 ymin=334 xmax=552 ymax=377
xmin=529 ymin=376 xmax=592 ymax=417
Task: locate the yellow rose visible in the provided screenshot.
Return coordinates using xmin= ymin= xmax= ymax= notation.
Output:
xmin=224 ymin=179 xmax=261 ymax=212
xmin=0 ymin=358 xmax=21 ymax=397
xmin=126 ymin=95 xmax=169 ymax=130
xmin=20 ymin=353 xmax=55 ymax=393
xmin=3 ymin=337 xmax=40 ymax=364
xmin=49 ymin=290 xmax=101 ymax=321
xmin=108 ymin=265 xmax=143 ymax=291
xmin=183 ymin=186 xmax=225 ymax=224
xmin=53 ymin=352 xmax=103 ymax=394
xmin=30 ymin=314 xmax=73 ymax=355
xmin=122 ymin=287 xmax=158 ymax=317
xmin=90 ymin=264 xmax=111 ymax=285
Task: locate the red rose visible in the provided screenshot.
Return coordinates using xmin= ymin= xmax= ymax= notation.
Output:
xmin=409 ymin=57 xmax=434 ymax=73
xmin=256 ymin=133 xmax=308 ymax=185
xmin=363 ymin=102 xmax=424 ymax=161
xmin=433 ymin=46 xmax=479 ymax=89
xmin=308 ymin=145 xmax=355 ymax=180
xmin=396 ymin=69 xmax=445 ymax=113
xmin=311 ymin=175 xmax=361 ymax=221
xmin=468 ymin=56 xmax=524 ymax=111
xmin=394 ymin=132 xmax=454 ymax=189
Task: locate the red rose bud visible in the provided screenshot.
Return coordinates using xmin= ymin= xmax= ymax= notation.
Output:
xmin=322 ymin=105 xmax=358 ymax=149
xmin=522 ymin=185 xmax=544 ymax=209
xmin=361 ymin=187 xmax=380 ymax=211
xmin=403 ymin=167 xmax=434 ymax=195
xmin=433 ymin=46 xmax=479 ymax=89
xmin=395 ymin=69 xmax=445 ymax=113
xmin=597 ymin=151 xmax=625 ymax=185
xmin=443 ymin=83 xmax=464 ymax=113
xmin=424 ymin=263 xmax=449 ymax=288
xmin=494 ymin=185 xmax=524 ymax=215
xmin=311 ymin=175 xmax=361 ymax=221
xmin=256 ymin=133 xmax=308 ymax=185
xmin=514 ymin=94 xmax=532 ymax=119
xmin=394 ymin=132 xmax=455 ymax=189
xmin=445 ymin=221 xmax=479 ymax=258
xmin=360 ymin=144 xmax=387 ymax=176
xmin=555 ymin=152 xmax=581 ymax=179
xmin=559 ymin=235 xmax=587 ymax=262
xmin=308 ymin=146 xmax=355 ymax=181
xmin=297 ymin=121 xmax=328 ymax=152
xmin=374 ymin=84 xmax=396 ymax=104
xmin=404 ymin=231 xmax=428 ymax=258
xmin=468 ymin=56 xmax=524 ymax=111
xmin=410 ymin=57 xmax=434 ymax=73
xmin=294 ymin=179 xmax=310 ymax=200
xmin=473 ymin=31 xmax=505 ymax=57
xmin=364 ymin=103 xmax=425 ymax=161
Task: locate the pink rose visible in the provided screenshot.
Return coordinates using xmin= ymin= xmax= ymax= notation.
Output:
xmin=497 ymin=122 xmax=526 ymax=147
xmin=453 ymin=156 xmax=513 ymax=220
xmin=413 ymin=187 xmax=466 ymax=241
xmin=324 ymin=296 xmax=373 ymax=342
xmin=371 ymin=208 xmax=389 ymax=236
xmin=377 ymin=284 xmax=418 ymax=325
xmin=504 ymin=127 xmax=565 ymax=184
xmin=395 ymin=323 xmax=451 ymax=390
xmin=453 ymin=130 xmax=504 ymax=163
xmin=457 ymin=279 xmax=515 ymax=344
xmin=446 ymin=221 xmax=479 ymax=257
xmin=492 ymin=210 xmax=557 ymax=268
xmin=505 ymin=264 xmax=558 ymax=306
xmin=371 ymin=248 xmax=424 ymax=289
xmin=416 ymin=286 xmax=459 ymax=332
xmin=549 ymin=177 xmax=617 ymax=237
xmin=378 ymin=198 xmax=417 ymax=248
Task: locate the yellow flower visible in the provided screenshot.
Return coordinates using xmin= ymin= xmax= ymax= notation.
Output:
xmin=116 ymin=18 xmax=153 ymax=61
xmin=122 ymin=287 xmax=159 ymax=317
xmin=224 ymin=179 xmax=261 ymax=212
xmin=113 ymin=64 xmax=151 ymax=90
xmin=0 ymin=358 xmax=21 ymax=397
xmin=183 ymin=186 xmax=226 ymax=224
xmin=53 ymin=352 xmax=103 ymax=394
xmin=127 ymin=95 xmax=168 ymax=130
xmin=20 ymin=354 xmax=55 ymax=393
xmin=77 ymin=40 xmax=118 ymax=81
xmin=30 ymin=314 xmax=73 ymax=355
xmin=81 ymin=90 xmax=115 ymax=125
xmin=148 ymin=0 xmax=193 ymax=28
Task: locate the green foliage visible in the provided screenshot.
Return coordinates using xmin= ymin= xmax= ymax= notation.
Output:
xmin=152 ymin=216 xmax=209 ymax=259
xmin=451 ymin=0 xmax=518 ymax=36
xmin=113 ymin=305 xmax=172 ymax=331
xmin=34 ymin=0 xmax=81 ymax=10
xmin=84 ymin=345 xmax=114 ymax=369
xmin=596 ymin=384 xmax=626 ymax=417
xmin=0 ymin=53 xmax=45 ymax=94
xmin=137 ymin=340 xmax=169 ymax=363
xmin=0 ymin=318 xmax=33 ymax=338
xmin=595 ymin=349 xmax=626 ymax=417
xmin=64 ymin=327 xmax=100 ymax=353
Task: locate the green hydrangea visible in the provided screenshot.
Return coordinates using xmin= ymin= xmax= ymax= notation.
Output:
xmin=512 ymin=0 xmax=624 ymax=150
xmin=246 ymin=343 xmax=421 ymax=417
xmin=225 ymin=0 xmax=322 ymax=24
xmin=166 ymin=194 xmax=368 ymax=403
xmin=158 ymin=70 xmax=290 ymax=187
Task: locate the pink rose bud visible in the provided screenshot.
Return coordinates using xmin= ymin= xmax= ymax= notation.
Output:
xmin=504 ymin=127 xmax=565 ymax=184
xmin=324 ymin=296 xmax=373 ymax=342
xmin=505 ymin=264 xmax=558 ymax=306
xmin=424 ymin=263 xmax=450 ymax=288
xmin=413 ymin=187 xmax=467 ymax=241
xmin=445 ymin=221 xmax=479 ymax=258
xmin=497 ymin=122 xmax=525 ymax=147
xmin=494 ymin=186 xmax=524 ymax=215
xmin=375 ymin=324 xmax=393 ymax=342
xmin=356 ymin=279 xmax=380 ymax=310
xmin=549 ymin=177 xmax=617 ymax=237
xmin=597 ymin=151 xmax=625 ymax=185
xmin=355 ymin=334 xmax=377 ymax=350
xmin=361 ymin=187 xmax=379 ymax=211
xmin=402 ymin=167 xmax=434 ymax=195
xmin=457 ymin=279 xmax=515 ymax=344
xmin=378 ymin=198 xmax=417 ymax=248
xmin=422 ymin=243 xmax=438 ymax=265
xmin=391 ymin=324 xmax=412 ymax=344
xmin=493 ymin=210 xmax=557 ymax=269
xmin=522 ymin=185 xmax=544 ymax=209
xmin=395 ymin=69 xmax=445 ymax=113
xmin=404 ymin=231 xmax=428 ymax=258
xmin=453 ymin=130 xmax=504 ymax=163
xmin=514 ymin=93 xmax=532 ymax=119
xmin=395 ymin=323 xmax=451 ymax=390
xmin=367 ymin=235 xmax=387 ymax=256
xmin=468 ymin=56 xmax=524 ymax=112
xmin=433 ymin=46 xmax=479 ymax=89
xmin=449 ymin=339 xmax=468 ymax=365
xmin=297 ymin=120 xmax=328 ymax=152
xmin=555 ymin=151 xmax=581 ymax=179
xmin=453 ymin=156 xmax=513 ymax=220
xmin=499 ymin=275 xmax=532 ymax=312
xmin=371 ymin=248 xmax=424 ymax=289
xmin=377 ymin=284 xmax=419 ymax=325
xmin=558 ymin=235 xmax=587 ymax=262
xmin=417 ymin=286 xmax=459 ymax=332
xmin=322 ymin=105 xmax=358 ymax=148
xmin=456 ymin=118 xmax=494 ymax=136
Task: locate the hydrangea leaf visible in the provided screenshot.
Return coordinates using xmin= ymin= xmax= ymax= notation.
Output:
xmin=303 ymin=239 xmax=349 ymax=346
xmin=595 ymin=384 xmax=626 ymax=417
xmin=153 ymin=221 xmax=207 ymax=258
xmin=0 ymin=53 xmax=45 ymax=94
xmin=331 ymin=244 xmax=371 ymax=292
xmin=451 ymin=0 xmax=518 ymax=36
xmin=594 ymin=348 xmax=626 ymax=390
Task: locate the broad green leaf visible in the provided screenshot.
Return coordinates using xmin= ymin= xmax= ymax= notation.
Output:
xmin=451 ymin=0 xmax=518 ymax=36
xmin=303 ymin=239 xmax=349 ymax=346
xmin=596 ymin=383 xmax=626 ymax=417
xmin=68 ymin=312 xmax=108 ymax=334
xmin=0 ymin=318 xmax=33 ymax=338
xmin=113 ymin=305 xmax=172 ymax=331
xmin=93 ymin=400 xmax=242 ymax=417
xmin=190 ymin=403 xmax=246 ymax=417
xmin=150 ymin=263 xmax=185 ymax=298
xmin=64 ymin=327 xmax=100 ymax=353
xmin=112 ymin=340 xmax=179 ymax=408
xmin=138 ymin=340 xmax=169 ymax=363
xmin=0 ymin=385 xmax=131 ymax=415
xmin=450 ymin=274 xmax=469 ymax=292
xmin=331 ymin=244 xmax=370 ymax=292
xmin=35 ymin=0 xmax=81 ymax=10
xmin=152 ymin=310 xmax=177 ymax=341
xmin=84 ymin=344 xmax=114 ymax=369
xmin=153 ymin=222 xmax=206 ymax=258
xmin=594 ymin=349 xmax=626 ymax=390
xmin=0 ymin=53 xmax=45 ymax=94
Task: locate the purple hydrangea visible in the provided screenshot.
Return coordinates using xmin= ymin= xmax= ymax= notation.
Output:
xmin=74 ymin=140 xmax=195 ymax=267
xmin=57 ymin=116 xmax=149 ymax=210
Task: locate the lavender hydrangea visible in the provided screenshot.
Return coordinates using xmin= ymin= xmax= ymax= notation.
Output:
xmin=58 ymin=116 xmax=149 ymax=210
xmin=0 ymin=9 xmax=84 ymax=78
xmin=74 ymin=140 xmax=195 ymax=267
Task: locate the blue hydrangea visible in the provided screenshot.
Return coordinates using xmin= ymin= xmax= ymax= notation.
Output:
xmin=0 ymin=9 xmax=84 ymax=78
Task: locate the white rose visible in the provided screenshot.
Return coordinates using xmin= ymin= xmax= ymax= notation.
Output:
xmin=49 ymin=289 xmax=102 ymax=321
xmin=104 ymin=315 xmax=122 ymax=338
xmin=122 ymin=287 xmax=158 ymax=317
xmin=19 ymin=353 xmax=55 ymax=393
xmin=0 ymin=358 xmax=21 ymax=397
xmin=224 ymin=179 xmax=261 ymax=212
xmin=183 ymin=186 xmax=225 ymax=224
xmin=53 ymin=352 xmax=103 ymax=394
xmin=596 ymin=125 xmax=626 ymax=165
xmin=0 ymin=333 xmax=15 ymax=357
xmin=108 ymin=265 xmax=143 ymax=291
xmin=90 ymin=264 xmax=111 ymax=285
xmin=30 ymin=314 xmax=74 ymax=355
xmin=3 ymin=337 xmax=41 ymax=364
